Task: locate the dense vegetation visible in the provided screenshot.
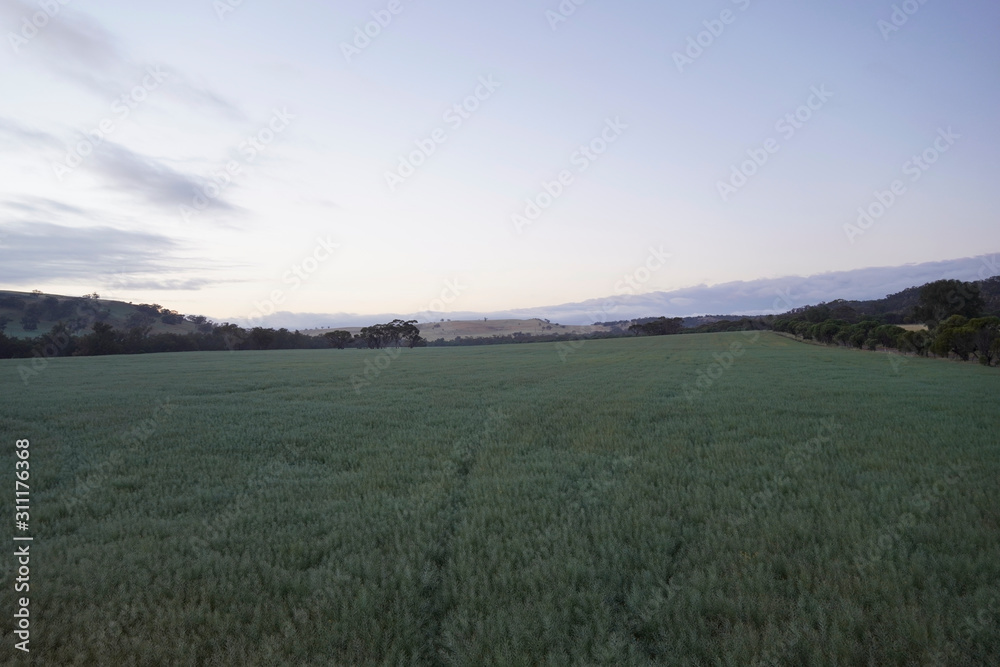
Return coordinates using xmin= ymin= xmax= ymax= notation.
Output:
xmin=771 ymin=280 xmax=1000 ymax=366
xmin=1 ymin=334 xmax=997 ymax=664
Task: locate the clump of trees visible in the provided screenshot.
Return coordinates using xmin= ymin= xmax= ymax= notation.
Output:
xmin=628 ymin=317 xmax=684 ymax=337
xmin=356 ymin=320 xmax=423 ymax=349
xmin=773 ymin=279 xmax=999 ymax=366
xmin=323 ymin=330 xmax=354 ymax=349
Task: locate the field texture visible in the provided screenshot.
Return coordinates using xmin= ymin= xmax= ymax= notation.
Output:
xmin=1 ymin=333 xmax=998 ymax=665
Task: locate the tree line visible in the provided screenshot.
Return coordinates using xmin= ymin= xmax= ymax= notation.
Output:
xmin=770 ymin=279 xmax=999 ymax=366
xmin=0 ymin=318 xmax=430 ymax=360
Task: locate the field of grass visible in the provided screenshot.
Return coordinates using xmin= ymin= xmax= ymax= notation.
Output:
xmin=1 ymin=332 xmax=998 ymax=665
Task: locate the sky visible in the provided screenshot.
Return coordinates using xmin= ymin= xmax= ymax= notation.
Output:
xmin=1 ymin=0 xmax=998 ymax=325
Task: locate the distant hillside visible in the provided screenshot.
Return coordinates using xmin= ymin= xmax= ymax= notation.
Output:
xmin=308 ymin=318 xmax=616 ymax=342
xmin=5 ymin=274 xmax=998 ymax=343
xmin=0 ymin=290 xmax=209 ymax=339
xmin=784 ymin=276 xmax=1000 ymax=322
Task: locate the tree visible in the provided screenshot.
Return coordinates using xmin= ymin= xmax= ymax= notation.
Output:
xmin=395 ymin=320 xmax=423 ymax=348
xmin=214 ymin=323 xmax=247 ymax=351
xmin=126 ymin=312 xmax=156 ymax=329
xmin=929 ymin=315 xmax=976 ymax=361
xmin=45 ymin=322 xmax=76 ymax=357
xmin=20 ymin=311 xmax=39 ymax=331
xmin=816 ymin=321 xmax=843 ymax=344
xmin=135 ymin=303 xmax=163 ymax=316
xmin=803 ymin=304 xmax=832 ymax=323
xmin=899 ymin=330 xmax=932 ymax=357
xmin=122 ymin=326 xmax=152 ymax=353
xmin=358 ymin=324 xmax=388 ymax=349
xmin=871 ymin=324 xmax=906 ymax=349
xmin=248 ymin=327 xmax=277 ymax=350
xmin=0 ymin=295 xmax=25 ymax=310
xmin=358 ymin=320 xmax=422 ymax=348
xmin=914 ymin=280 xmax=984 ymax=327
xmin=828 ymin=301 xmax=859 ymax=323
xmin=628 ymin=317 xmax=684 ymax=337
xmin=83 ymin=322 xmax=121 ymax=356
xmin=967 ymin=317 xmax=1000 ymax=366
xmin=323 ymin=330 xmax=353 ymax=349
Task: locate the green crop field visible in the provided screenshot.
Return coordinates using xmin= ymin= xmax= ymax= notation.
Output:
xmin=1 ymin=332 xmax=998 ymax=665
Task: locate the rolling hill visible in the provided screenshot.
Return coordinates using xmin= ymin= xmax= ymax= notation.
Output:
xmin=0 ymin=290 xmax=206 ymax=339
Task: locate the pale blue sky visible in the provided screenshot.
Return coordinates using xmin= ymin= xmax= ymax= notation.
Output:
xmin=1 ymin=0 xmax=997 ymax=322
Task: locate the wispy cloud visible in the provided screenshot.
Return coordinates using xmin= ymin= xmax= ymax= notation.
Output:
xmin=113 ymin=277 xmax=229 ymax=291
xmin=1 ymin=195 xmax=89 ymax=216
xmin=90 ymin=142 xmax=241 ymax=213
xmin=0 ymin=0 xmax=243 ymax=119
xmin=0 ymin=116 xmax=62 ymax=149
xmin=0 ymin=221 xmax=181 ymax=283
xmin=0 ymin=114 xmax=241 ymax=215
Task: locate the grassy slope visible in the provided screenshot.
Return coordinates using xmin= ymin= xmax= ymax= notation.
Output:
xmin=0 ymin=290 xmax=201 ymax=338
xmin=1 ymin=333 xmax=998 ymax=665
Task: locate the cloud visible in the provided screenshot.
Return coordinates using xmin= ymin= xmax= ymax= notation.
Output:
xmin=0 ymin=116 xmax=61 ymax=149
xmin=0 ymin=116 xmax=241 ymax=215
xmin=1 ymin=195 xmax=89 ymax=217
xmin=0 ymin=221 xmax=182 ymax=283
xmin=112 ymin=278 xmax=223 ymax=291
xmin=0 ymin=0 xmax=243 ymax=119
xmin=89 ymin=141 xmax=240 ymax=213
xmin=0 ymin=118 xmax=240 ymax=215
